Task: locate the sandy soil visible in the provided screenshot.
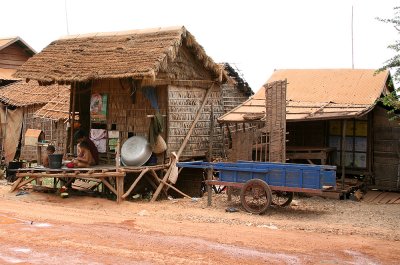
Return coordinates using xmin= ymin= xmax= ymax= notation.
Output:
xmin=0 ymin=183 xmax=399 ymax=265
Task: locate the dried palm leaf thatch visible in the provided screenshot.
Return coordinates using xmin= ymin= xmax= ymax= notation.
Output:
xmin=0 ymin=81 xmax=69 ymax=108
xmin=34 ymin=87 xmax=70 ymax=121
xmin=15 ymin=26 xmax=227 ymax=84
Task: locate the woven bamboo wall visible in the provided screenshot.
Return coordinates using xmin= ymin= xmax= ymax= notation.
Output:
xmin=91 ymin=79 xmax=168 ymax=144
xmin=168 ymin=85 xmax=224 ymax=158
xmin=221 ymin=83 xmax=250 ymax=113
xmin=20 ymin=105 xmax=67 ymax=161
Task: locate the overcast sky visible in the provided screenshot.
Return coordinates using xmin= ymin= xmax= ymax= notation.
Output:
xmin=1 ymin=0 xmax=398 ymax=91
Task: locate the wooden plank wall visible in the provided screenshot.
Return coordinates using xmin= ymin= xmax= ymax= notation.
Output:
xmin=91 ymin=79 xmax=168 ymax=145
xmin=373 ymin=106 xmax=400 ymax=190
xmin=0 ymin=43 xmax=31 ymax=69
xmin=168 ymin=85 xmax=224 ymax=158
xmin=20 ymin=105 xmax=67 ymax=161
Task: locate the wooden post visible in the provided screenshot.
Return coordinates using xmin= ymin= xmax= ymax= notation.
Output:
xmin=69 ymin=84 xmax=76 ymax=155
xmin=150 ymin=83 xmax=215 ymax=202
xmin=207 ymin=104 xmax=214 ymax=206
xmin=341 ymin=119 xmax=347 ymax=191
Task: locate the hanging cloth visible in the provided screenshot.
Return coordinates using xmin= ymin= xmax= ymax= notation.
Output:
xmin=142 ymin=86 xmax=159 ymax=111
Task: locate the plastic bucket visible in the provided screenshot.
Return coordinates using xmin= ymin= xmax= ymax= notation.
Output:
xmin=48 ymin=154 xmax=63 ymax=169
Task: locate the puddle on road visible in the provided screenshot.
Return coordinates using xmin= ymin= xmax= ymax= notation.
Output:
xmin=32 ymin=222 xmax=52 ymax=228
xmin=0 ymin=213 xmax=52 ymax=228
xmin=11 ymin=248 xmax=31 ymax=254
xmin=0 ymin=254 xmax=24 ymax=264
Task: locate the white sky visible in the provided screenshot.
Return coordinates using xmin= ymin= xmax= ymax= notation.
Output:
xmin=1 ymin=0 xmax=398 ymax=92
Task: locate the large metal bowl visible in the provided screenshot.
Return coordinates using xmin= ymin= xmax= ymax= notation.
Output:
xmin=121 ymin=136 xmax=152 ymax=166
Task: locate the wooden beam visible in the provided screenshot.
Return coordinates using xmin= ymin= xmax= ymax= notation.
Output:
xmin=101 ymin=178 xmax=117 ymax=195
xmin=122 ymin=168 xmax=149 ymax=199
xmin=177 ymin=83 xmax=215 ymax=158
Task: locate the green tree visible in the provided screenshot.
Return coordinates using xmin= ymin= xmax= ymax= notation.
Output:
xmin=377 ymin=6 xmax=400 ymax=111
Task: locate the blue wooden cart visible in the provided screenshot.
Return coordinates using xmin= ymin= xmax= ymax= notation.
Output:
xmin=176 ymin=161 xmax=337 ymax=214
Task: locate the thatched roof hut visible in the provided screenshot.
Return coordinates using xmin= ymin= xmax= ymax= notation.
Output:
xmin=0 ymin=81 xmax=69 ymax=162
xmin=14 ymin=26 xmax=250 ymax=162
xmin=15 ymin=26 xmax=225 ymax=84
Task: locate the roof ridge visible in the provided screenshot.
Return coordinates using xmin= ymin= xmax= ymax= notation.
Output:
xmin=59 ymin=25 xmax=185 ymax=40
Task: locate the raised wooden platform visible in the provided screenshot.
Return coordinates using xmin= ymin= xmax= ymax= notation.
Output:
xmin=9 ymin=164 xmax=170 ymax=203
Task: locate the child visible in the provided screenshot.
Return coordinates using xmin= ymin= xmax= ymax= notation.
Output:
xmin=42 ymin=145 xmax=55 ymax=167
xmin=73 ymin=140 xmax=95 ymax=168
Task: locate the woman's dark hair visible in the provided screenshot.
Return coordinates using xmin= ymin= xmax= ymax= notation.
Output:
xmin=46 ymin=145 xmax=56 ymax=153
xmin=78 ymin=140 xmax=90 ymax=149
xmin=74 ymin=130 xmax=87 ymax=141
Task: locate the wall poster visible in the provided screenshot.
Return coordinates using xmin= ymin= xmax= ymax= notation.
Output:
xmin=90 ymin=93 xmax=108 ymax=122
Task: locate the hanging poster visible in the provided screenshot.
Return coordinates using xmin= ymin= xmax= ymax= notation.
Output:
xmin=90 ymin=93 xmax=108 ymax=122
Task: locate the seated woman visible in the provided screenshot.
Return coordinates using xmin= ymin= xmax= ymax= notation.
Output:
xmin=73 ymin=140 xmax=95 ymax=168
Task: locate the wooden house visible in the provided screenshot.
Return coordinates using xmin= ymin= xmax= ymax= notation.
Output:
xmin=218 ymin=69 xmax=399 ymax=191
xmin=15 ymin=26 xmax=251 ymax=163
xmin=0 ymin=37 xmax=35 ymax=86
xmin=0 ymin=81 xmax=69 ymax=163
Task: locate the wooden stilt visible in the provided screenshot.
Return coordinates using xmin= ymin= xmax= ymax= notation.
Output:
xmin=122 ymin=168 xmax=150 ymax=199
xmin=10 ymin=177 xmax=23 ymax=192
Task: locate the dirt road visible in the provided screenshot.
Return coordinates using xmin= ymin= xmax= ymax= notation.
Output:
xmin=0 ymin=184 xmax=399 ymax=264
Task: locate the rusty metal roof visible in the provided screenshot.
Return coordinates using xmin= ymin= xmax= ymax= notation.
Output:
xmin=218 ymin=69 xmax=390 ymax=123
xmin=0 ymin=68 xmax=19 ymax=81
xmin=0 ymin=36 xmax=36 ymax=55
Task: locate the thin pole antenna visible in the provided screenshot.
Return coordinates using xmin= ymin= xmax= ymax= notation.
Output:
xmin=65 ymin=0 xmax=70 ymax=35
xmin=351 ymin=5 xmax=354 ymax=69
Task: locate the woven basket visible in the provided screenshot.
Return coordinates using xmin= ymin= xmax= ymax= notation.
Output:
xmin=152 ymin=135 xmax=167 ymax=154
xmin=243 ymin=113 xmax=265 ymax=121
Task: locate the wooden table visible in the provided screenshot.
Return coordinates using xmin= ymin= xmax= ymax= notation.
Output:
xmin=9 ymin=166 xmax=126 ymax=203
xmin=286 ymin=146 xmax=336 ymax=165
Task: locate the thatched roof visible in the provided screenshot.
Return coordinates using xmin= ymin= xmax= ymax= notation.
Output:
xmin=220 ymin=63 xmax=253 ymax=96
xmin=218 ymin=69 xmax=391 ymax=123
xmin=15 ymin=26 xmax=225 ymax=83
xmin=0 ymin=81 xmax=69 ymax=108
xmin=34 ymin=89 xmax=70 ymax=121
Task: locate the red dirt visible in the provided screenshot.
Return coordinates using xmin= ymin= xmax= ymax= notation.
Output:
xmin=0 ymin=185 xmax=399 ymax=264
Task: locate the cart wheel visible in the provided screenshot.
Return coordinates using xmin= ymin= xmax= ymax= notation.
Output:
xmin=240 ymin=179 xmax=272 ymax=214
xmin=271 ymin=191 xmax=294 ymax=207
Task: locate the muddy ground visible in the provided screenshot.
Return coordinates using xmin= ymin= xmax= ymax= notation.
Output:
xmin=0 ymin=183 xmax=399 ymax=265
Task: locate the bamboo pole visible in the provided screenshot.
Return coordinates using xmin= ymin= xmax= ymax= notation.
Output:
xmin=69 ymin=83 xmax=76 ymax=155
xmin=122 ymin=168 xmax=150 ymax=198
xmin=207 ymin=103 xmax=214 ymax=206
xmin=341 ymin=119 xmax=347 ymax=192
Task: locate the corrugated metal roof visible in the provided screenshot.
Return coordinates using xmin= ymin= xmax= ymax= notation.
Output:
xmin=0 ymin=38 xmax=16 ymax=49
xmin=0 ymin=68 xmax=19 ymax=81
xmin=268 ymin=69 xmax=389 ymax=104
xmin=218 ymin=69 xmax=390 ymax=123
xmin=0 ymin=36 xmax=36 ymax=54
